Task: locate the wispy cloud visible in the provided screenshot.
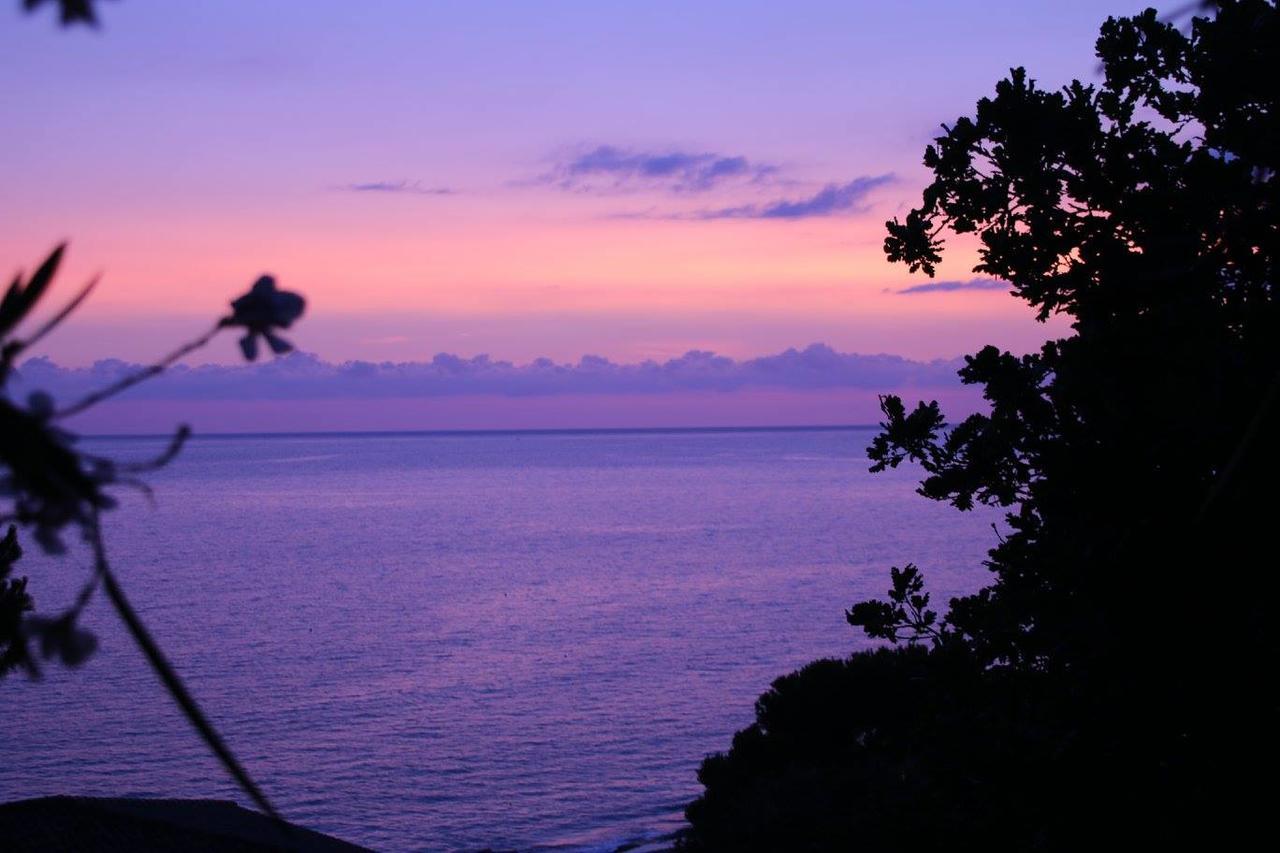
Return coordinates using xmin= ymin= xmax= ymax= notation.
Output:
xmin=529 ymin=144 xmax=893 ymax=222
xmin=686 ymin=174 xmax=896 ymax=220
xmin=15 ymin=344 xmax=962 ymax=402
xmin=338 ymin=180 xmax=455 ymax=195
xmin=897 ymin=277 xmax=1009 ymax=295
xmin=535 ymin=145 xmax=780 ymax=194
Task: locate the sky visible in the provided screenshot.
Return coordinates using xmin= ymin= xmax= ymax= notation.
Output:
xmin=1 ymin=1 xmax=1150 ymax=430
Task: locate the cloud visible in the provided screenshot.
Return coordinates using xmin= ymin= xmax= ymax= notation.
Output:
xmin=13 ymin=344 xmax=962 ymax=404
xmin=536 ymin=145 xmax=780 ymax=193
xmin=688 ymin=175 xmax=896 ymax=220
xmin=339 ymin=180 xmax=455 ymax=195
xmin=896 ymin=277 xmax=1009 ymax=295
xmin=530 ymin=144 xmax=893 ymax=221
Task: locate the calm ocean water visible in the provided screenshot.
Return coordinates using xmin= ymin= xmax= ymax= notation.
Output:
xmin=0 ymin=428 xmax=996 ymax=851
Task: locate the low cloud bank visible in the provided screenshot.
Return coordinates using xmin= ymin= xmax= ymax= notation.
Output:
xmin=13 ymin=344 xmax=963 ymax=404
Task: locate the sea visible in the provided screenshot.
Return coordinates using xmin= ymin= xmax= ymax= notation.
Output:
xmin=0 ymin=427 xmax=997 ymax=851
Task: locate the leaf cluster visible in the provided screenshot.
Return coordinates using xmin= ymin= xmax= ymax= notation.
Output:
xmin=845 ymin=564 xmax=943 ymax=644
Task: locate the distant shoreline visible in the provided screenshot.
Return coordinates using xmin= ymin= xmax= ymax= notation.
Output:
xmin=83 ymin=423 xmax=881 ymax=441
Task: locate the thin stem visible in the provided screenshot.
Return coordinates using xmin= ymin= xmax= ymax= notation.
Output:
xmin=55 ymin=322 xmax=226 ymax=420
xmin=83 ymin=425 xmax=192 ymax=475
xmin=68 ymin=558 xmax=103 ymax=617
xmin=86 ymin=513 xmax=284 ymax=826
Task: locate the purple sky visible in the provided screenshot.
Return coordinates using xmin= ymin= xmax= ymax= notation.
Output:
xmin=2 ymin=0 xmax=1141 ymax=430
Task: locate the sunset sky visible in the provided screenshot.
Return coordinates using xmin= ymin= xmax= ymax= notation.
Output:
xmin=1 ymin=1 xmax=1136 ymax=429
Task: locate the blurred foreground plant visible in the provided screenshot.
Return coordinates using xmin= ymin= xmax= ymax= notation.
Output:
xmin=0 ymin=244 xmax=304 ymax=820
xmin=22 ymin=0 xmax=110 ymax=27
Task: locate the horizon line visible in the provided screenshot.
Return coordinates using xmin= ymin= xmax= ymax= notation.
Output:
xmin=85 ymin=423 xmax=882 ymax=440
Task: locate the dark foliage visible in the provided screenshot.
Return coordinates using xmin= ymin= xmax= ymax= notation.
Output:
xmin=685 ymin=648 xmax=1102 ymax=851
xmin=0 ymin=526 xmax=35 ymax=675
xmin=684 ymin=2 xmax=1279 ymax=848
xmin=844 ymin=563 xmax=942 ymax=645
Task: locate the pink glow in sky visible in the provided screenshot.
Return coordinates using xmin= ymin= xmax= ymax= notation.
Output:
xmin=1 ymin=1 xmax=1122 ymax=427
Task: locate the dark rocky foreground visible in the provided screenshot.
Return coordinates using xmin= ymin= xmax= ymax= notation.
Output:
xmin=0 ymin=796 xmax=369 ymax=852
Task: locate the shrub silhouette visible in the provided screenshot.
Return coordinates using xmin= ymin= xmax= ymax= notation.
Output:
xmin=683 ymin=2 xmax=1279 ymax=848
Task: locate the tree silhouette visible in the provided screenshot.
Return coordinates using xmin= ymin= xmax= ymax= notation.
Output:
xmin=684 ymin=2 xmax=1278 ymax=848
